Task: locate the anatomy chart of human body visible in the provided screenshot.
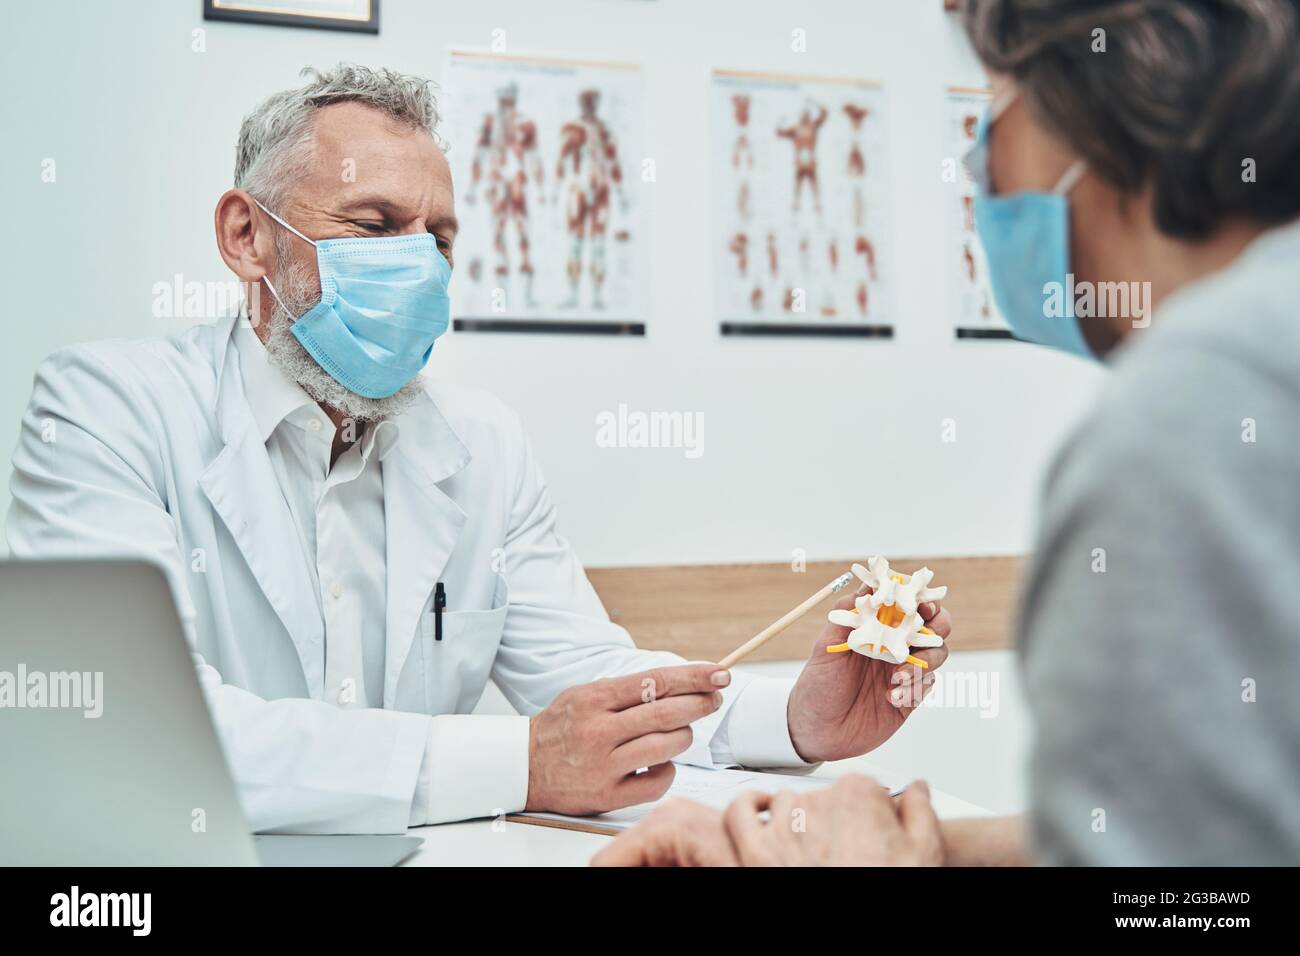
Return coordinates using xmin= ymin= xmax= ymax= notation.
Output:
xmin=443 ymin=51 xmax=643 ymax=332
xmin=946 ymin=86 xmax=1011 ymax=338
xmin=711 ymin=70 xmax=893 ymax=336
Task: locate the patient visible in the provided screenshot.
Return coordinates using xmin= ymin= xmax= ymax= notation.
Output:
xmin=596 ymin=0 xmax=1300 ymax=866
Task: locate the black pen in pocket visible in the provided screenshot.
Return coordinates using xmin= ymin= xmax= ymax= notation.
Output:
xmin=434 ymin=582 xmax=446 ymax=641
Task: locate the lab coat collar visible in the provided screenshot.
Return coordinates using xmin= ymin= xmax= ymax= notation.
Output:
xmin=199 ymin=314 xmax=326 ymax=696
xmin=231 ymin=319 xmax=317 ymax=444
xmin=234 ymin=317 xmax=405 ymax=468
xmin=363 ymin=417 xmax=400 ymax=462
xmin=385 ymin=388 xmax=471 ymax=484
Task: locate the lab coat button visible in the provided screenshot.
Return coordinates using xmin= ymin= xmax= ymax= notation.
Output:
xmin=330 ymin=582 xmax=343 ymax=599
xmin=307 ymin=418 xmax=323 ymax=433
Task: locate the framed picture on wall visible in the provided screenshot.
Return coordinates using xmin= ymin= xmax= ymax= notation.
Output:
xmin=944 ymin=86 xmax=1013 ymax=339
xmin=202 ymin=0 xmax=380 ymax=34
xmin=710 ymin=69 xmax=896 ymax=338
xmin=441 ymin=50 xmax=647 ymax=336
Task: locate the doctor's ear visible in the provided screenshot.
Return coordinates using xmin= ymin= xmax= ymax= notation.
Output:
xmin=214 ymin=189 xmax=275 ymax=284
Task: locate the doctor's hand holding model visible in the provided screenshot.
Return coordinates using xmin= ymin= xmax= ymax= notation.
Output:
xmin=5 ymin=65 xmax=951 ymax=833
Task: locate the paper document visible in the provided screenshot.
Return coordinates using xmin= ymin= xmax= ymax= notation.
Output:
xmin=509 ymin=765 xmax=905 ymax=835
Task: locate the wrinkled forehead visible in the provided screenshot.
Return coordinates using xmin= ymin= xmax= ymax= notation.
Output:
xmin=295 ymin=101 xmax=451 ymax=210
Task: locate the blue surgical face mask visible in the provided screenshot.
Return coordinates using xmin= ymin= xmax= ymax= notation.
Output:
xmin=254 ymin=199 xmax=452 ymax=399
xmin=965 ymin=89 xmax=1094 ymax=359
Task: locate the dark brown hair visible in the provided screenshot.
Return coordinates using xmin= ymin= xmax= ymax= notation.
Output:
xmin=964 ymin=0 xmax=1300 ymax=239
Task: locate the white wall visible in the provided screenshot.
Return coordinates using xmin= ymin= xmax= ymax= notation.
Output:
xmin=0 ymin=0 xmax=1102 ymax=567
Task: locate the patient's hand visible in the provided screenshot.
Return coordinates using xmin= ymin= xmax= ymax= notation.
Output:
xmin=590 ymin=800 xmax=740 ymax=867
xmin=592 ymin=775 xmax=943 ymax=867
xmin=525 ymin=663 xmax=727 ymax=815
xmin=786 ymin=587 xmax=951 ymax=762
xmin=721 ymin=775 xmax=943 ymax=866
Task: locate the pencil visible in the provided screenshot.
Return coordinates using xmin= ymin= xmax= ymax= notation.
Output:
xmin=717 ymin=571 xmax=855 ymax=668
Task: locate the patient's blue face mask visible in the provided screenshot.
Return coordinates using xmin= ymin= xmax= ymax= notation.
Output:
xmin=965 ymin=89 xmax=1094 ymax=359
xmin=255 ymin=199 xmax=452 ymax=399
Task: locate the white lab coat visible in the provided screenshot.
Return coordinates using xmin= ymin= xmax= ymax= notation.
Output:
xmin=6 ymin=315 xmax=794 ymax=833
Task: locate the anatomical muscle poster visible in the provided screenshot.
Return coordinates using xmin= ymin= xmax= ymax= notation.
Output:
xmin=711 ymin=69 xmax=894 ymax=337
xmin=946 ymin=86 xmax=1011 ymax=339
xmin=442 ymin=50 xmax=645 ymax=334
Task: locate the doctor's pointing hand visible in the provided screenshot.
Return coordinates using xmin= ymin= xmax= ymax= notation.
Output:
xmin=526 ymin=580 xmax=951 ymax=816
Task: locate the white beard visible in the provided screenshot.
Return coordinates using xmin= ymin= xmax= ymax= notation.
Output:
xmin=260 ymin=232 xmax=425 ymax=425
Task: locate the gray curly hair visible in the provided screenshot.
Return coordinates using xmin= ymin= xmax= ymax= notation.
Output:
xmin=234 ymin=63 xmax=441 ymax=211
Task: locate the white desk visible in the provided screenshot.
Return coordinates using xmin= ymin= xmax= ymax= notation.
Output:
xmin=402 ymin=763 xmax=990 ymax=867
xmin=404 ymin=652 xmax=1014 ymax=866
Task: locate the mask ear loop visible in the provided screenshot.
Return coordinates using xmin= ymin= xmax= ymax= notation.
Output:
xmin=252 ymin=197 xmax=317 ymax=248
xmin=260 ymin=275 xmax=288 ymax=313
xmin=250 ymin=197 xmax=317 ymax=321
xmin=247 ymin=270 xmax=293 ymax=330
xmin=1053 ymin=159 xmax=1089 ymax=196
xmin=985 ymin=86 xmax=1089 ymax=198
xmin=965 ymin=87 xmax=1019 ymax=193
xmin=988 ymin=86 xmax=1019 ymax=125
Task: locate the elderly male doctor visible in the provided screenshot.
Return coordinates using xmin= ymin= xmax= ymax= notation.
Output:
xmin=6 ymin=65 xmax=951 ymax=834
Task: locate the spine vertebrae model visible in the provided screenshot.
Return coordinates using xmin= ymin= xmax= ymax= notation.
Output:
xmin=825 ymin=556 xmax=947 ymax=666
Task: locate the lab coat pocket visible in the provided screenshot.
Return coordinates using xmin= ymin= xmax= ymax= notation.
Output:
xmin=419 ymin=575 xmax=509 ymax=714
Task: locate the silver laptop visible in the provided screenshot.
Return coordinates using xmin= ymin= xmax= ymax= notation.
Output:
xmin=0 ymin=559 xmax=422 ymax=867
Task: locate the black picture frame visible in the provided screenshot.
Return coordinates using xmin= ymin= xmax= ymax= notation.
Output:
xmin=453 ymin=319 xmax=646 ymax=337
xmin=202 ymin=0 xmax=380 ymax=35
xmin=720 ymin=323 xmax=893 ymax=339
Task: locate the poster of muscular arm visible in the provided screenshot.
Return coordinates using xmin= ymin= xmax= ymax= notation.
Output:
xmin=711 ymin=70 xmax=894 ymax=338
xmin=442 ymin=50 xmax=644 ymax=335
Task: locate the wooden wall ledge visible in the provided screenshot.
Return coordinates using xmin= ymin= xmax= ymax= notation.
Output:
xmin=587 ymin=556 xmax=1024 ymax=663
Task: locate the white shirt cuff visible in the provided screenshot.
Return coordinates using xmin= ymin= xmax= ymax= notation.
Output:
xmin=409 ymin=714 xmax=531 ymax=826
xmin=716 ymin=676 xmax=815 ymax=769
